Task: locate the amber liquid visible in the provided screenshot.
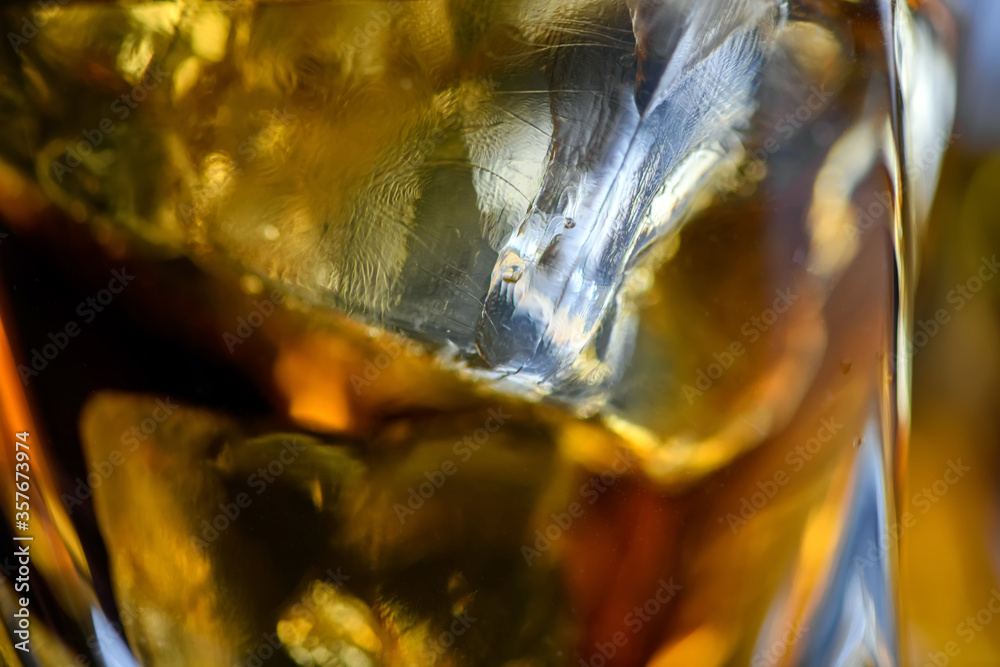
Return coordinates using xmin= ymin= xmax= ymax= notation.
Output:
xmin=0 ymin=1 xmax=954 ymax=665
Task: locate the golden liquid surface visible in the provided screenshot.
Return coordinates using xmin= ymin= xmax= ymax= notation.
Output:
xmin=0 ymin=1 xmax=965 ymax=665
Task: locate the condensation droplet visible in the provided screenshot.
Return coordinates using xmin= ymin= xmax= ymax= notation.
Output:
xmin=263 ymin=224 xmax=280 ymax=240
xmin=502 ymin=265 xmax=523 ymax=283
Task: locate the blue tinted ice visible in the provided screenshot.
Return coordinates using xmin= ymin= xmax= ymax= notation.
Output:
xmin=476 ymin=0 xmax=787 ymax=388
